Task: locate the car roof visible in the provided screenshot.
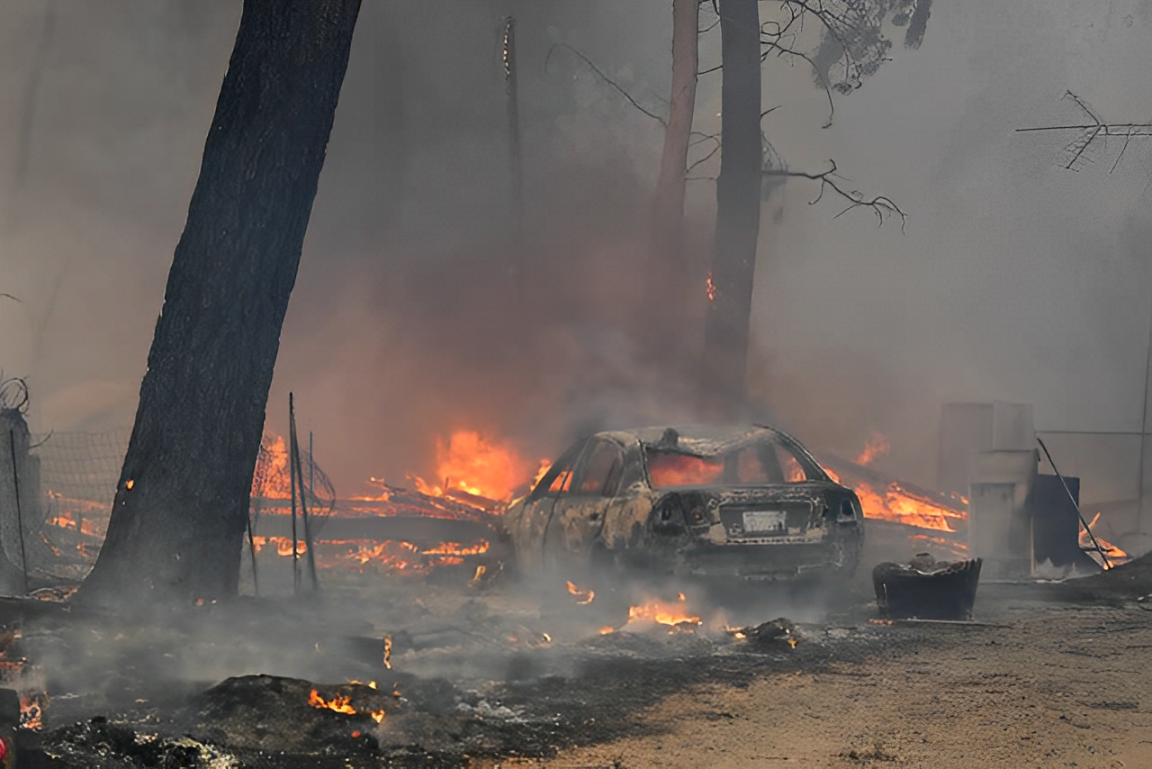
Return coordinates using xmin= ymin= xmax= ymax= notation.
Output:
xmin=594 ymin=424 xmax=790 ymax=458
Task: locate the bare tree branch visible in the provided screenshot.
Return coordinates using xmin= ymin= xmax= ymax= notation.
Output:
xmin=1017 ymin=91 xmax=1152 ymax=172
xmin=545 ymin=43 xmax=666 ymax=126
xmin=763 ymin=159 xmax=906 ymax=229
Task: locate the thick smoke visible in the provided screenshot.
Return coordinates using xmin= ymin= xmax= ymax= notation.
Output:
xmin=1 ymin=0 xmax=1151 ymax=520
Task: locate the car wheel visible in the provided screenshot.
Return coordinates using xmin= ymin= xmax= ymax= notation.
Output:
xmin=829 ymin=523 xmax=862 ymax=577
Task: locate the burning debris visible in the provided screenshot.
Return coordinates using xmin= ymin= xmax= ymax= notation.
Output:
xmin=725 ymin=617 xmax=798 ymax=648
xmin=308 ymin=682 xmax=386 ymax=724
xmin=565 ymin=581 xmax=595 ymax=605
xmin=626 ymin=594 xmax=701 ymax=631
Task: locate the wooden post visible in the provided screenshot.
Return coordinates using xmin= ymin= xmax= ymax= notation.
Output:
xmin=292 ymin=412 xmax=319 ymax=592
xmin=7 ymin=433 xmax=27 ymax=596
xmin=289 ymin=394 xmax=299 ymax=595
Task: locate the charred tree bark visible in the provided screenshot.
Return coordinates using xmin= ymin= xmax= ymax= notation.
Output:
xmin=644 ymin=0 xmax=700 ymax=339
xmin=701 ymin=0 xmax=761 ymax=416
xmin=79 ymin=0 xmax=361 ymax=606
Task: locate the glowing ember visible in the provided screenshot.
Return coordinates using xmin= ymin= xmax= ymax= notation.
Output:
xmin=599 ymin=626 xmax=615 ymax=635
xmin=420 ymin=540 xmax=490 ymax=557
xmin=308 ymin=689 xmax=385 ymax=724
xmin=705 ymin=270 xmax=716 ymax=301
xmin=854 ymin=431 xmax=890 ymax=466
xmin=44 ymin=512 xmax=99 ymax=537
xmin=627 ymin=593 xmax=701 ymax=627
xmin=566 ymin=580 xmax=595 ymax=605
xmin=1080 ymin=512 xmax=1129 ymax=570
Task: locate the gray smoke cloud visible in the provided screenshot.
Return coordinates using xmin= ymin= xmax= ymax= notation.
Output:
xmin=1 ymin=0 xmax=1150 ymax=521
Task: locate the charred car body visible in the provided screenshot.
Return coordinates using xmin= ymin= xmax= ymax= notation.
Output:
xmin=505 ymin=425 xmax=864 ymax=585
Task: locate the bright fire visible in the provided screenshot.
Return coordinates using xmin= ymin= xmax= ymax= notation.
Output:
xmin=852 ymin=481 xmax=965 ymax=532
xmin=410 ymin=430 xmax=542 ymax=503
xmin=252 ymin=435 xmax=293 ymax=499
xmin=1080 ymin=512 xmax=1129 ymax=570
xmin=647 ymin=451 xmax=723 ymax=488
xmin=627 ymin=593 xmax=701 ymax=628
xmin=566 ymin=580 xmax=595 ymax=605
xmin=308 ymin=688 xmax=384 ymax=724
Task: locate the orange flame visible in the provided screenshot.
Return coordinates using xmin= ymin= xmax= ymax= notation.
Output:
xmin=853 ymin=481 xmax=964 ymax=532
xmin=628 ymin=593 xmax=701 ymax=628
xmin=19 ymin=693 xmax=45 ymax=730
xmin=705 ymin=271 xmax=717 ymax=301
xmin=566 ymin=580 xmax=595 ymax=605
xmin=1080 ymin=512 xmax=1129 ymax=570
xmin=420 ymin=540 xmax=490 ymax=557
xmin=308 ymin=689 xmax=384 ymax=724
xmin=854 ymin=431 xmax=890 ymax=466
xmin=647 ymin=452 xmax=723 ymax=488
xmin=252 ymin=435 xmax=293 ymax=499
xmin=45 ymin=512 xmax=99 ymax=537
xmin=417 ymin=430 xmax=537 ymax=502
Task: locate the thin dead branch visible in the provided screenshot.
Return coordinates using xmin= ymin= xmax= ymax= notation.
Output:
xmin=545 ymin=43 xmax=666 ymax=126
xmin=763 ymin=159 xmax=905 ymax=229
xmin=1017 ymin=91 xmax=1152 ymax=172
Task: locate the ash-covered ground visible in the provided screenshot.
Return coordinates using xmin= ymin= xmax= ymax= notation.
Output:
xmin=7 ymin=540 xmax=1152 ymax=768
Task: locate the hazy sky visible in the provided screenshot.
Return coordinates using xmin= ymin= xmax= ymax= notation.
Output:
xmin=2 ymin=0 xmax=1151 ymax=501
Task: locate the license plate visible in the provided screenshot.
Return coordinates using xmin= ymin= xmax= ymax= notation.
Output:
xmin=742 ymin=510 xmax=786 ymax=534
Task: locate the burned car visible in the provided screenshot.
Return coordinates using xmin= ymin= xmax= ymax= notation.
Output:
xmin=504 ymin=425 xmax=863 ymax=585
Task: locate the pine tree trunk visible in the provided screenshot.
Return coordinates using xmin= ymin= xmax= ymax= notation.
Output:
xmin=701 ymin=0 xmax=761 ymax=417
xmin=644 ymin=0 xmax=700 ymax=339
xmin=79 ymin=0 xmax=361 ymax=606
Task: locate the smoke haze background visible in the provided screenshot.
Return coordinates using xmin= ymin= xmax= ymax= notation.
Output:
xmin=0 ymin=0 xmax=1150 ymax=507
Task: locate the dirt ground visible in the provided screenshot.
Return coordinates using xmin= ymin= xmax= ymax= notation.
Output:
xmin=531 ymin=600 xmax=1152 ymax=768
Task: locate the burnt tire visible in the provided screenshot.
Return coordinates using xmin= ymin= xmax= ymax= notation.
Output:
xmin=828 ymin=523 xmax=862 ymax=577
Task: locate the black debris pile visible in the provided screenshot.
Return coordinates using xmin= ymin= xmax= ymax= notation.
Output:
xmin=873 ymin=554 xmax=983 ymax=620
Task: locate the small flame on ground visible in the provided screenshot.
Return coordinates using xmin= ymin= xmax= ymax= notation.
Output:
xmin=308 ymin=689 xmax=385 ymax=724
xmin=383 ymin=635 xmax=392 ymax=670
xmin=628 ymin=593 xmax=701 ymax=628
xmin=566 ymin=580 xmax=595 ymax=605
xmin=705 ymin=271 xmax=716 ymax=301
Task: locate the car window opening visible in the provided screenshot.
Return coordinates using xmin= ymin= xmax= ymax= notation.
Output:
xmin=646 ymin=441 xmax=814 ymax=488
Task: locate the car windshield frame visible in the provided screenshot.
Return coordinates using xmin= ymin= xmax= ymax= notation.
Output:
xmin=642 ymin=432 xmax=828 ymax=489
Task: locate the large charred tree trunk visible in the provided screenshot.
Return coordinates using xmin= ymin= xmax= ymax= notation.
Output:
xmin=644 ymin=0 xmax=700 ymax=341
xmin=700 ymin=0 xmax=761 ymax=417
xmin=79 ymin=0 xmax=361 ymax=606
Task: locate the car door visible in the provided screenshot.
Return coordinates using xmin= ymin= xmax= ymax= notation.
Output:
xmin=510 ymin=439 xmax=585 ymax=573
xmin=542 ymin=438 xmax=626 ymax=569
